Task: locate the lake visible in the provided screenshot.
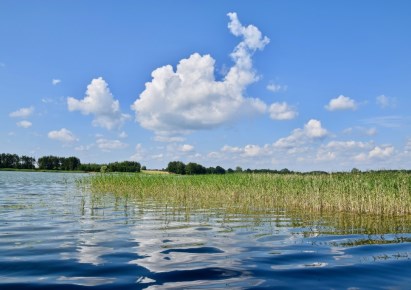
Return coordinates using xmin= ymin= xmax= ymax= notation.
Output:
xmin=0 ymin=171 xmax=410 ymax=289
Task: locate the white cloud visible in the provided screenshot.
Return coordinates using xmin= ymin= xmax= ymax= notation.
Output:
xmin=243 ymin=144 xmax=267 ymax=157
xmin=179 ymin=144 xmax=194 ymax=152
xmin=325 ymin=140 xmax=371 ymax=150
xmin=222 ymin=145 xmax=243 ymax=153
xmin=52 ymin=79 xmax=61 ymax=85
xmin=9 ymin=106 xmax=35 ymax=118
xmin=266 ymin=82 xmax=286 ymax=93
xmin=96 ymin=138 xmax=128 ymax=151
xmin=319 ymin=140 xmax=374 ymax=164
xmin=353 ymin=153 xmax=367 ymax=162
xmin=67 ymin=77 xmax=130 ymax=130
xmin=274 ymin=119 xmax=328 ymax=149
xmin=119 ymin=131 xmax=128 ymax=138
xmin=368 ymin=146 xmax=394 ymax=159
xmin=131 ymin=13 xmax=269 ymax=139
xmin=16 ymin=120 xmax=32 ymax=128
xmin=269 ymin=102 xmax=298 ymax=120
xmin=325 ymin=95 xmax=357 ymax=111
xmin=304 ymin=119 xmax=328 ymax=138
xmin=48 ymin=128 xmax=78 ymax=143
xmin=220 ymin=144 xmax=270 ymax=158
xmin=376 ymin=95 xmax=395 ymax=109
xmin=316 ymin=150 xmax=336 ymax=161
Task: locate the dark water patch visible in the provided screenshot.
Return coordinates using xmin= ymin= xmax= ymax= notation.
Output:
xmin=161 ymin=246 xmax=224 ymax=255
xmin=151 ymin=267 xmax=246 ymax=285
xmin=195 ymin=226 xmax=213 ymax=231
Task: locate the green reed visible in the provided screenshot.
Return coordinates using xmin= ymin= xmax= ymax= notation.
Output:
xmin=87 ymin=171 xmax=411 ymax=216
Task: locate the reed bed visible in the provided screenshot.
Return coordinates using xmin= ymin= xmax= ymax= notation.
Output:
xmin=86 ymin=172 xmax=411 ymax=216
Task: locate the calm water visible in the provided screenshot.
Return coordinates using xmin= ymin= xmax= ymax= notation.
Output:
xmin=0 ymin=171 xmax=410 ymax=289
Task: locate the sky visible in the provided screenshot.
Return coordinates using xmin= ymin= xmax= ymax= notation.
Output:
xmin=1 ymin=0 xmax=411 ymax=171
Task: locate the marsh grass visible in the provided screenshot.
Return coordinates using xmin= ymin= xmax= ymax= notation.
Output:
xmin=87 ymin=172 xmax=411 ymax=216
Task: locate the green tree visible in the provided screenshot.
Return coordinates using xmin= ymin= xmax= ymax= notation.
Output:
xmin=215 ymin=166 xmax=226 ymax=174
xmin=167 ymin=161 xmax=186 ymax=174
xmin=20 ymin=155 xmax=36 ymax=169
xmin=186 ymin=162 xmax=206 ymax=175
xmin=108 ymin=161 xmax=141 ymax=172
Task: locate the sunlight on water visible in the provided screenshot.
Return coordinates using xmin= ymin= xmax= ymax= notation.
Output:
xmin=0 ymin=171 xmax=410 ymax=289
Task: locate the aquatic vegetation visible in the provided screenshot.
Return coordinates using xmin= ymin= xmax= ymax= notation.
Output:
xmin=87 ymin=172 xmax=411 ymax=216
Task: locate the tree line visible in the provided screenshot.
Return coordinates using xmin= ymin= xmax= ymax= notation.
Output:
xmin=166 ymin=161 xmax=226 ymax=175
xmin=165 ymin=162 xmax=331 ymax=175
xmin=0 ymin=153 xmax=36 ymax=169
xmin=0 ymin=153 xmax=141 ymax=173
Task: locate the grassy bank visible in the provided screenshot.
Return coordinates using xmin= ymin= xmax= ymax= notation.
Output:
xmin=87 ymin=172 xmax=411 ymax=216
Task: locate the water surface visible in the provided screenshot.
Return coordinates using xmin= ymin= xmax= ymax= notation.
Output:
xmin=0 ymin=171 xmax=410 ymax=289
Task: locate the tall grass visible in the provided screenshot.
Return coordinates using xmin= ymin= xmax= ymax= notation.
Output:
xmin=86 ymin=172 xmax=411 ymax=216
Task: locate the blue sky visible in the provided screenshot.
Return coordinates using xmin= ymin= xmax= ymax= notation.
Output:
xmin=1 ymin=0 xmax=411 ymax=171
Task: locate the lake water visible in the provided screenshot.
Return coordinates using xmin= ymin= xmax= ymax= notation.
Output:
xmin=0 ymin=171 xmax=410 ymax=289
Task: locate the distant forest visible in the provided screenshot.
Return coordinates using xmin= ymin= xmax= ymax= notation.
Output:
xmin=1 ymin=153 xmax=410 ymax=175
xmin=166 ymin=161 xmax=306 ymax=175
xmin=0 ymin=153 xmax=141 ymax=173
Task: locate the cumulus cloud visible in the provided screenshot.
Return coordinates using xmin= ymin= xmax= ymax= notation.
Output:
xmin=96 ymin=138 xmax=128 ymax=151
xmin=222 ymin=145 xmax=243 ymax=153
xmin=131 ymin=13 xmax=269 ymax=139
xmin=316 ymin=140 xmax=375 ymax=163
xmin=68 ymin=77 xmax=130 ymax=130
xmin=179 ymin=144 xmax=194 ymax=152
xmin=243 ymin=144 xmax=269 ymax=157
xmin=368 ymin=146 xmax=394 ymax=159
xmin=52 ymin=79 xmax=61 ymax=85
xmin=325 ymin=140 xmax=371 ymax=150
xmin=221 ymin=144 xmax=270 ymax=158
xmin=274 ymin=119 xmax=328 ymax=149
xmin=16 ymin=120 xmax=32 ymax=128
xmin=9 ymin=106 xmax=34 ymax=118
xmin=304 ymin=119 xmax=328 ymax=138
xmin=325 ymin=95 xmax=357 ymax=111
xmin=48 ymin=128 xmax=78 ymax=143
xmin=269 ymin=102 xmax=298 ymax=120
